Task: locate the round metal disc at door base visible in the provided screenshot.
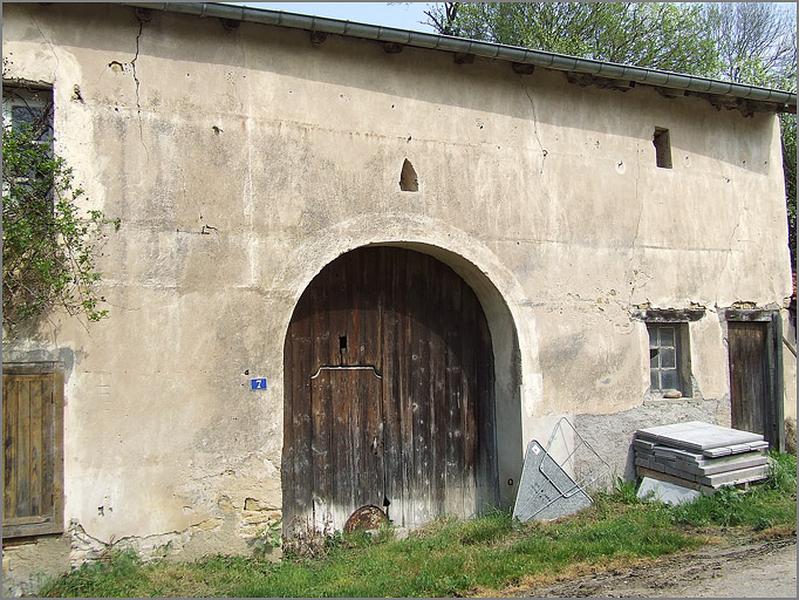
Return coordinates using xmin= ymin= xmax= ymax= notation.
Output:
xmin=343 ymin=505 xmax=388 ymax=533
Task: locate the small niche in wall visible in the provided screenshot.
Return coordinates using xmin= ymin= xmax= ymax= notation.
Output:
xmin=399 ymin=158 xmax=419 ymax=191
xmin=653 ymin=127 xmax=673 ymax=169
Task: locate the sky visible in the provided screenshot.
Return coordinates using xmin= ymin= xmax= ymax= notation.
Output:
xmin=232 ymin=2 xmax=437 ymax=32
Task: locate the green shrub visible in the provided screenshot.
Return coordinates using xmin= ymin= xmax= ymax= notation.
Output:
xmin=671 ymin=454 xmax=796 ymax=530
xmin=612 ymin=477 xmax=641 ymax=504
xmin=39 ymin=550 xmax=142 ymax=597
xmin=766 ymin=451 xmax=797 ymax=493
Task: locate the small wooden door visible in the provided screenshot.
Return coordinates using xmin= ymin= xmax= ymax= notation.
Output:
xmin=309 ymin=367 xmax=384 ymax=531
xmin=727 ymin=320 xmax=781 ymax=447
xmin=283 ymin=247 xmax=496 ymax=535
xmin=3 ymin=367 xmax=64 ymax=538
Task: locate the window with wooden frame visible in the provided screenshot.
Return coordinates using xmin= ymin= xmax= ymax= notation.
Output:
xmin=2 ymin=364 xmax=64 ymax=538
xmin=2 ymin=86 xmax=54 ymax=197
xmin=2 ymin=86 xmax=53 ymax=140
xmin=647 ymin=322 xmax=692 ymax=397
xmin=2 ymin=87 xmax=53 ymax=171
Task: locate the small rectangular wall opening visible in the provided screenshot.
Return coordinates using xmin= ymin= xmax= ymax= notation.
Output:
xmin=653 ymin=127 xmax=672 ymax=169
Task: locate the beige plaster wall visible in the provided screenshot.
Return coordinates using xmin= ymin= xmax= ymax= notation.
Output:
xmin=2 ymin=2 xmax=792 ymax=582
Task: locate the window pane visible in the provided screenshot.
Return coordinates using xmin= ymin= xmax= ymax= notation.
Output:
xmin=648 ymin=328 xmax=658 ymax=349
xmin=660 ymin=347 xmax=676 ymax=368
xmin=11 ymin=105 xmax=51 ymax=142
xmin=649 ymin=348 xmax=660 ymax=367
xmin=645 ymin=321 xmax=689 ymax=395
xmin=12 ymin=105 xmax=42 ymax=128
xmin=661 ymin=370 xmax=678 ymax=390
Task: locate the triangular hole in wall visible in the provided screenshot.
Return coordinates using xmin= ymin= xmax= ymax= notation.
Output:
xmin=399 ymin=158 xmax=419 ymax=192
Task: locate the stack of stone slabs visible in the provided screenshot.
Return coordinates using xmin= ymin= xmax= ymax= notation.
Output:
xmin=634 ymin=421 xmax=769 ymax=493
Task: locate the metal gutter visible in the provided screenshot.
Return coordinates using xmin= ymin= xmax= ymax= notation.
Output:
xmin=125 ymin=1 xmax=796 ymax=111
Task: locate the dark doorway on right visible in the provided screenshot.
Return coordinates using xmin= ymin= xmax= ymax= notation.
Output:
xmin=725 ymin=310 xmax=784 ymax=450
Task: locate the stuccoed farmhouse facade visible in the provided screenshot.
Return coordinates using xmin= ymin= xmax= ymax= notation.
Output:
xmin=2 ymin=2 xmax=796 ymax=593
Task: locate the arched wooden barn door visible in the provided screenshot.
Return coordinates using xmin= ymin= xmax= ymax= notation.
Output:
xmin=282 ymin=247 xmax=497 ymax=535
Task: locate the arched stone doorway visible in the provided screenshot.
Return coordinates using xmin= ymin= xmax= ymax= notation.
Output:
xmin=282 ymin=246 xmax=498 ymax=535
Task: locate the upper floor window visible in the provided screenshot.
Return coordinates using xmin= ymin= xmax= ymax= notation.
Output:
xmin=2 ymin=86 xmax=54 ymax=201
xmin=3 ymin=86 xmax=53 ymax=143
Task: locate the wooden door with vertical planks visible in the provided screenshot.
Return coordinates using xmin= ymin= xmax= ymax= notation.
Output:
xmin=309 ymin=366 xmax=384 ymax=532
xmin=728 ymin=321 xmax=778 ymax=445
xmin=3 ymin=367 xmax=64 ymax=538
xmin=283 ymin=247 xmax=496 ymax=535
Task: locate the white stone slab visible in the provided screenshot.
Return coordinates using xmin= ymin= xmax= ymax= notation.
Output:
xmin=637 ymin=476 xmax=701 ymax=506
xmin=700 ymin=464 xmax=770 ymax=487
xmin=680 ymin=455 xmax=767 ymax=476
xmin=635 ymin=421 xmax=763 ymax=453
xmin=645 ymin=445 xmax=768 ymax=472
xmin=703 ymin=440 xmax=769 ymax=458
xmin=633 ymin=439 xmax=656 ymax=451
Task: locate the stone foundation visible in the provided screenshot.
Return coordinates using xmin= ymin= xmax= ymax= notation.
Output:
xmin=2 ymin=499 xmax=282 ymax=597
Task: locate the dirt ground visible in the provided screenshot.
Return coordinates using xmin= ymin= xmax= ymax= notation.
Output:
xmin=518 ymin=533 xmax=797 ymax=598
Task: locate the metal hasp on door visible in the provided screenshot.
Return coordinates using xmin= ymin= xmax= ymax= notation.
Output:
xmin=282 ymin=247 xmax=497 ymax=536
xmin=724 ymin=309 xmax=785 ymax=451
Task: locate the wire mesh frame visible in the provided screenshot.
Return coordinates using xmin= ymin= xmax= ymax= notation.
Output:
xmin=540 ymin=416 xmax=612 ymax=500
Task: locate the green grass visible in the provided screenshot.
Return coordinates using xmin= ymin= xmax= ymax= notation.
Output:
xmin=671 ymin=452 xmax=798 ymax=530
xmin=39 ymin=453 xmax=796 ymax=598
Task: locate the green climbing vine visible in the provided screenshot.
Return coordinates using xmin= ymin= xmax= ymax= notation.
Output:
xmin=2 ymin=95 xmax=120 ymax=334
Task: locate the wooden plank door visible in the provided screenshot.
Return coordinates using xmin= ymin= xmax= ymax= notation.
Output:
xmin=728 ymin=321 xmax=774 ymax=443
xmin=3 ymin=368 xmax=64 ymax=538
xmin=283 ymin=247 xmax=496 ymax=536
xmin=310 ymin=367 xmax=384 ymax=532
xmin=380 ymin=248 xmax=494 ymax=528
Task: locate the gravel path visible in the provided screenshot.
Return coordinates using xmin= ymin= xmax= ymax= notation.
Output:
xmin=677 ymin=543 xmax=796 ymax=598
xmin=517 ymin=536 xmax=797 ymax=598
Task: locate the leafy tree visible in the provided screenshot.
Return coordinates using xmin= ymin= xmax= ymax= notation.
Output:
xmin=701 ymin=2 xmax=796 ymax=86
xmin=425 ymin=2 xmax=797 ymax=267
xmin=2 ymin=95 xmax=120 ymax=334
xmin=425 ymin=2 xmax=720 ymax=73
xmin=699 ymin=3 xmax=796 ymax=269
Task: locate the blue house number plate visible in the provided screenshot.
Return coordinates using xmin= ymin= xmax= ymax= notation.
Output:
xmin=250 ymin=377 xmax=268 ymax=390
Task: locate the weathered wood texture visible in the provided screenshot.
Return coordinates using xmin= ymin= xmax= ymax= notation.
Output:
xmin=2 ymin=366 xmax=64 ymax=538
xmin=283 ymin=247 xmax=496 ymax=535
xmin=728 ymin=322 xmax=778 ymax=446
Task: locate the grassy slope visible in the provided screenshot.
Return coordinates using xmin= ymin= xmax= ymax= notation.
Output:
xmin=40 ymin=453 xmax=797 ymax=598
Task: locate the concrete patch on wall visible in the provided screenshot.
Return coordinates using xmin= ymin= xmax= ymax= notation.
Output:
xmin=574 ymin=396 xmax=730 ymax=488
xmin=2 ymin=344 xmax=77 ymax=377
xmin=2 ymin=536 xmax=71 ymax=597
xmin=68 ymin=499 xmax=282 ymax=565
